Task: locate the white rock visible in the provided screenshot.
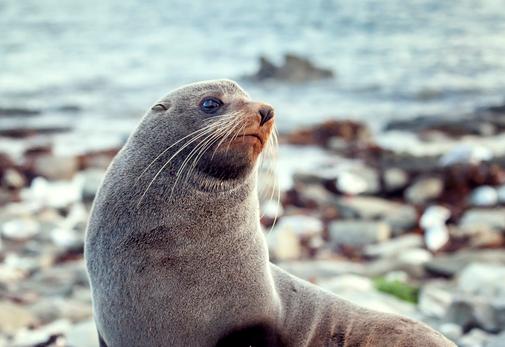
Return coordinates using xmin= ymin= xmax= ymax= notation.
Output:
xmin=329 ymin=221 xmax=391 ymax=248
xmin=275 ymin=215 xmax=323 ymax=238
xmin=21 ymin=177 xmax=83 ymax=209
xmin=363 ymin=234 xmax=423 ymax=259
xmin=459 ymin=208 xmax=505 ymax=233
xmin=470 ymin=186 xmax=498 ymax=206
xmin=420 ymin=206 xmax=451 ymax=229
xmin=439 ymin=323 xmax=462 ymax=342
xmin=261 ymin=199 xmax=284 ymax=220
xmin=267 ymin=225 xmax=301 ymax=261
xmin=458 ymin=263 xmax=505 ymax=297
xmin=424 ymin=224 xmax=449 ymax=251
xmin=418 ymin=281 xmax=453 ymax=318
xmin=397 ymin=248 xmax=432 ymax=265
xmin=33 ymin=154 xmax=78 ymax=180
xmin=336 ymin=171 xmax=368 ymax=195
xmin=458 ymin=328 xmax=490 ymax=347
xmin=439 ymin=144 xmax=492 ymax=166
xmin=11 ymin=319 xmax=71 ymax=347
xmin=405 ymin=177 xmax=443 ymax=205
xmin=65 ymin=319 xmax=99 ymax=347
xmin=1 ymin=218 xmax=40 ymax=240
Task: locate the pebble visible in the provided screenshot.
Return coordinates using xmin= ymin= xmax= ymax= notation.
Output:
xmin=363 ymin=234 xmax=423 ymax=259
xmin=405 ymin=177 xmax=444 ymax=205
xmin=458 ymin=328 xmax=491 ymax=347
xmin=0 ymin=301 xmax=38 ymax=334
xmin=329 ymin=220 xmax=391 ymax=248
xmin=1 ymin=218 xmax=40 ymax=240
xmin=470 ymin=186 xmax=499 ymax=206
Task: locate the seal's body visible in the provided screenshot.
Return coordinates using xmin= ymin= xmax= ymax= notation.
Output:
xmin=85 ymin=80 xmax=454 ymax=347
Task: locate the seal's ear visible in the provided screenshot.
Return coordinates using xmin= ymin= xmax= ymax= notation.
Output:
xmin=151 ymin=101 xmax=171 ymax=112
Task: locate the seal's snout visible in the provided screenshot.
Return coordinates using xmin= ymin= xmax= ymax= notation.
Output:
xmin=259 ymin=105 xmax=274 ymax=126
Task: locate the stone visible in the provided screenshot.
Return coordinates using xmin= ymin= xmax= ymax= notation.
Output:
xmin=470 ymin=186 xmax=499 ymax=207
xmin=424 ymin=225 xmax=450 ymax=252
xmin=425 ymin=249 xmax=505 ymax=277
xmin=459 ymin=208 xmax=505 ymax=233
xmin=458 ymin=328 xmax=491 ymax=347
xmin=79 ymin=168 xmax=105 ymax=202
xmin=328 ymin=220 xmax=391 ymax=248
xmin=383 ymin=167 xmax=409 ymax=193
xmin=33 ymin=154 xmax=78 ymax=180
xmin=447 ymin=294 xmax=504 ymax=333
xmin=11 ymin=319 xmax=71 ymax=347
xmin=248 ymin=54 xmax=334 ymax=83
xmin=1 ymin=218 xmax=40 ymax=240
xmin=267 ymin=224 xmax=301 ymax=261
xmin=0 ymin=301 xmax=38 ymax=334
xmin=497 ymin=185 xmax=505 ymax=204
xmin=277 ymin=260 xmax=365 ymax=280
xmin=65 ymin=319 xmax=99 ymax=347
xmin=335 ymin=196 xmax=417 ymax=235
xmin=2 ymin=169 xmax=26 ymax=190
xmin=405 ymin=177 xmax=444 ymax=205
xmin=319 ymin=275 xmax=418 ymax=319
xmin=458 ymin=263 xmax=505 ymax=297
xmin=418 ymin=281 xmax=454 ymax=318
xmin=439 ymin=323 xmax=462 ymax=342
xmin=486 ymin=331 xmax=505 ymax=347
xmin=363 ymin=234 xmax=423 ymax=259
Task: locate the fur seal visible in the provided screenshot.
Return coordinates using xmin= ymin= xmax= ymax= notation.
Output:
xmin=85 ymin=79 xmax=455 ymax=347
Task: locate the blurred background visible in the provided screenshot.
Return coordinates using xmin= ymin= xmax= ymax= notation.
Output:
xmin=1 ymin=0 xmax=505 ymax=346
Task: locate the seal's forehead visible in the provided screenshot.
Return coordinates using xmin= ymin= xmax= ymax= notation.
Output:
xmin=168 ymin=79 xmax=249 ymax=100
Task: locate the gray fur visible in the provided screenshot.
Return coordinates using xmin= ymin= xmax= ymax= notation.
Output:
xmin=85 ymin=80 xmax=455 ymax=347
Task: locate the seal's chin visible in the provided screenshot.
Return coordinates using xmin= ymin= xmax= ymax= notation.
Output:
xmin=196 ymin=146 xmax=259 ymax=182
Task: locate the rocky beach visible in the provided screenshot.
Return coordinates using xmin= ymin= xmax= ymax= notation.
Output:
xmin=1 ymin=98 xmax=505 ymax=346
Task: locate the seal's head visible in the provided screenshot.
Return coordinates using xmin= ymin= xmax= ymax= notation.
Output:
xmin=137 ymin=79 xmax=276 ymax=195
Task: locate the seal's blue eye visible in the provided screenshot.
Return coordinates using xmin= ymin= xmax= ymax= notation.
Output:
xmin=200 ymin=98 xmax=222 ymax=114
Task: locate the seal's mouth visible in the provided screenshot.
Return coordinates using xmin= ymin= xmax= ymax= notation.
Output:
xmin=236 ymin=133 xmax=264 ymax=145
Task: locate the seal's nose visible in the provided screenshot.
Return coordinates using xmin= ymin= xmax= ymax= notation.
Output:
xmin=259 ymin=105 xmax=274 ymax=126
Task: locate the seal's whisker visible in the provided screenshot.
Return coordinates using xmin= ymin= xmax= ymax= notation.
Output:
xmin=183 ymin=113 xmax=243 ymax=184
xmin=137 ymin=116 xmax=235 ymax=205
xmin=136 ymin=114 xmax=235 ymax=181
xmin=172 ymin=120 xmax=237 ymax=197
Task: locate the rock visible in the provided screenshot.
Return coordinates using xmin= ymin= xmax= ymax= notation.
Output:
xmin=2 ymin=169 xmax=26 ymax=190
xmin=267 ymin=224 xmax=301 ymax=261
xmin=424 ymin=249 xmax=505 ymax=277
xmin=0 ymin=301 xmax=38 ymax=334
xmin=440 ymin=145 xmax=493 ymax=166
xmin=418 ymin=281 xmax=454 ymax=318
xmin=65 ymin=319 xmax=99 ymax=347
xmin=458 ymin=263 xmax=505 ymax=297
xmin=0 ymin=126 xmax=71 ymax=138
xmin=383 ymin=167 xmax=409 ymax=193
xmin=248 ymin=54 xmax=334 ymax=83
xmin=335 ymin=196 xmax=417 ymax=235
xmin=1 ymin=218 xmax=40 ymax=240
xmin=336 ymin=167 xmax=380 ymax=195
xmin=319 ymin=275 xmax=418 ymax=319
xmin=277 ymin=260 xmax=365 ymax=280
xmin=447 ymin=294 xmax=505 ymax=332
xmin=470 ymin=186 xmax=499 ymax=206
xmin=424 ymin=225 xmax=450 ymax=252
xmin=405 ymin=177 xmax=444 ymax=205
xmin=458 ymin=328 xmax=491 ymax=347
xmin=420 ymin=206 xmax=451 ymax=251
xmin=0 ymin=107 xmax=41 ymax=117
xmin=363 ymin=234 xmax=423 ymax=259
xmin=79 ymin=168 xmax=105 ymax=202
xmin=486 ymin=331 xmax=505 ymax=347
xmin=329 ymin=220 xmax=391 ymax=248
xmin=21 ymin=177 xmax=83 ymax=209
xmin=33 ymin=154 xmax=79 ymax=180
xmin=11 ymin=319 xmax=71 ymax=347
xmin=284 ymin=120 xmax=371 ymax=147
xmin=439 ymin=323 xmax=463 ymax=342
xmin=459 ymin=208 xmax=505 ymax=233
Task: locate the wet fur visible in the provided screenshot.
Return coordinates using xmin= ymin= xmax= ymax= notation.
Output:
xmin=85 ymin=80 xmax=455 ymax=347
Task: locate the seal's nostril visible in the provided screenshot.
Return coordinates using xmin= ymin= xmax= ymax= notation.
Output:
xmin=259 ymin=106 xmax=274 ymax=126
